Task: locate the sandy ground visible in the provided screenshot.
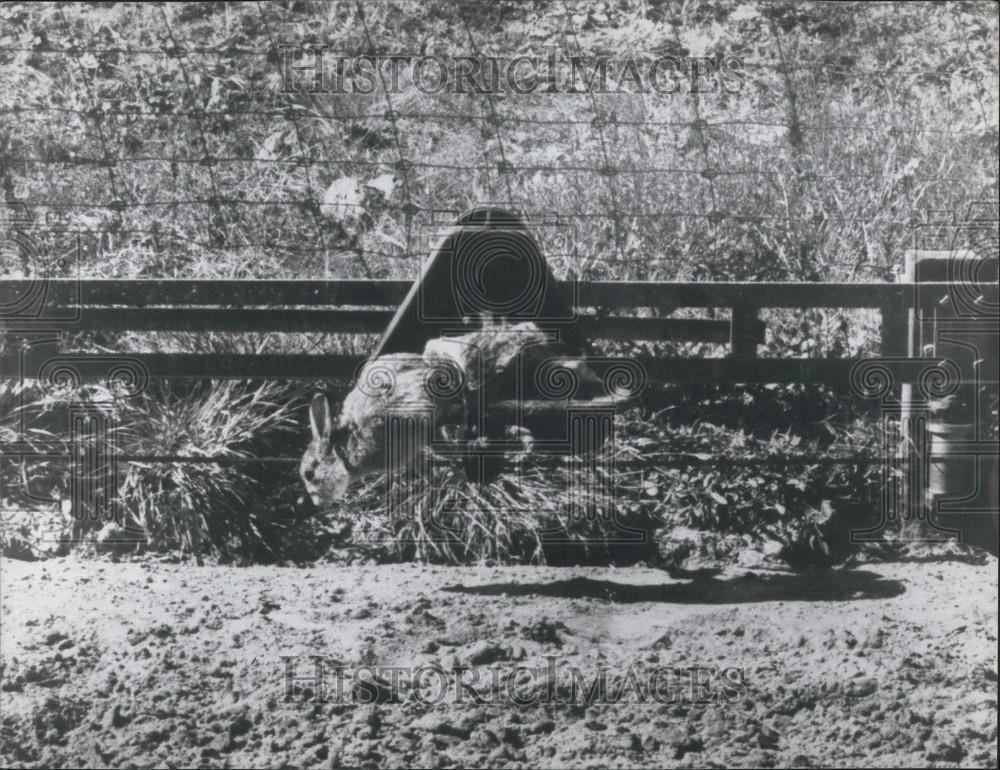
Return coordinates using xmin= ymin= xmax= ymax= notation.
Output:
xmin=1 ymin=555 xmax=997 ymax=768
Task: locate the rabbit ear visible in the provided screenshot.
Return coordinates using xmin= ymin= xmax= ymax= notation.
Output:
xmin=309 ymin=393 xmax=332 ymax=442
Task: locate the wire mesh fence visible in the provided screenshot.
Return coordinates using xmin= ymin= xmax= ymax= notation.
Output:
xmin=1 ymin=0 xmax=997 ymax=285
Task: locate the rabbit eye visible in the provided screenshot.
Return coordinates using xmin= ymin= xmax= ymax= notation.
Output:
xmin=303 ymin=468 xmax=316 ymax=482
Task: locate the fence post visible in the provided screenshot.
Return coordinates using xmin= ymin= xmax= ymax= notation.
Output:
xmin=730 ymin=304 xmax=760 ymax=360
xmin=903 ymin=248 xmax=999 ymax=551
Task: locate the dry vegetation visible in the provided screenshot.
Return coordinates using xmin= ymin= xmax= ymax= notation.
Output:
xmin=0 ymin=1 xmax=997 ymax=564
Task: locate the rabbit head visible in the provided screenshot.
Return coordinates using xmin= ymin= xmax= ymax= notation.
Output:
xmin=300 ymin=393 xmax=357 ymax=507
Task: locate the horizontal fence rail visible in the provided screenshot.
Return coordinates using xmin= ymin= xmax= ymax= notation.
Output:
xmin=1 ymin=278 xmax=921 ymax=308
xmin=2 ymin=278 xmax=994 ymax=386
xmin=0 ymin=352 xmax=905 ymax=385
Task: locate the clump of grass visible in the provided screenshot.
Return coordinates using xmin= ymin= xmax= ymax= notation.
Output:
xmin=114 ymin=380 xmax=303 ymax=559
xmin=1 ymin=376 xmax=334 ymax=563
xmin=323 ymin=443 xmax=657 ymax=566
xmin=319 ymin=391 xmax=889 ymax=568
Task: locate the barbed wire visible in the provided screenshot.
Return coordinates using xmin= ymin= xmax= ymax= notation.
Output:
xmin=1 ymin=104 xmax=991 ymax=137
xmin=665 ymin=0 xmax=721 ymax=252
xmin=562 ymin=8 xmax=625 ymax=258
xmin=461 ymin=16 xmax=515 ymax=207
xmin=354 ymin=0 xmax=416 ymax=261
xmin=254 ymin=2 xmax=338 ymax=275
xmin=53 ymin=5 xmax=121 ymax=205
xmin=1 ymin=2 xmax=996 ymax=282
xmin=6 ymin=155 xmax=982 ymax=185
xmin=3 ymin=201 xmax=948 ymax=227
xmin=1 ymin=41 xmax=996 ymax=79
xmin=157 ymin=6 xmax=227 ymax=247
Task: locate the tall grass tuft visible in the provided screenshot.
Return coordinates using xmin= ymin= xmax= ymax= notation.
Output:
xmin=114 ymin=380 xmax=315 ymax=560
xmin=1 ymin=377 xmax=338 ymax=563
xmin=320 ymin=395 xmax=888 ymax=567
xmin=325 ymin=445 xmax=658 ymax=566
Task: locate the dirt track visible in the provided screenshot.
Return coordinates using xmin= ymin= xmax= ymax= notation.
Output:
xmin=1 ymin=555 xmax=997 ymax=768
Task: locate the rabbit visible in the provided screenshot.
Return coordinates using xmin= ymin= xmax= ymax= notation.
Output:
xmin=300 ymin=353 xmax=465 ymax=508
xmin=300 ymin=320 xmax=637 ymax=508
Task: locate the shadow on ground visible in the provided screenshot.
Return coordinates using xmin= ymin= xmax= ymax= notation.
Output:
xmin=442 ymin=568 xmax=906 ymax=604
